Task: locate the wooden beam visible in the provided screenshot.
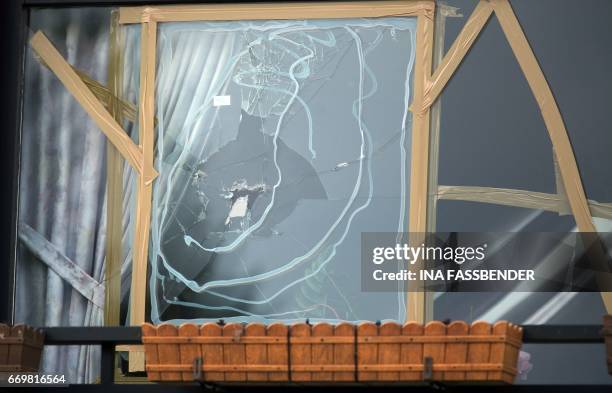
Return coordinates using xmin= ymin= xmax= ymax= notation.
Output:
xmin=422 ymin=0 xmax=493 ymax=109
xmin=128 ymin=19 xmax=158 ymax=371
xmin=407 ymin=5 xmax=435 ymax=323
xmin=437 ymin=185 xmax=612 ymax=220
xmin=422 ymin=4 xmax=461 ymax=322
xmin=104 ymin=10 xmax=125 ymax=327
xmin=425 ymin=4 xmax=454 ymax=239
xmin=38 ymin=61 xmax=138 ymax=123
xmin=73 ymin=67 xmax=137 ymax=124
xmin=29 ymin=32 xmax=154 ymax=181
xmin=119 ymin=1 xmax=433 ymax=24
xmin=19 ymin=222 xmax=105 ymax=309
xmin=552 ymin=150 xmax=572 ymax=215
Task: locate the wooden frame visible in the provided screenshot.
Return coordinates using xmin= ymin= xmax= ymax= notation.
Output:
xmin=407 ymin=0 xmax=435 ymax=323
xmin=29 ymin=0 xmax=609 ymax=345
xmin=130 ymin=16 xmax=157 ymax=338
xmin=117 ymin=0 xmax=436 ymax=327
xmin=104 ymin=10 xmax=125 ymax=327
xmin=423 ymin=3 xmax=461 ymax=322
xmin=118 ymin=1 xmax=433 ymax=24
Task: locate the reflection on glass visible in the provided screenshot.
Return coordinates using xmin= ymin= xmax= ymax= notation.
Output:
xmin=131 ymin=18 xmax=417 ymax=323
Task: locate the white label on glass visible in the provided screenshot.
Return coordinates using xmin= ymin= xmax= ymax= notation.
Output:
xmin=213 ymin=95 xmax=231 ymax=107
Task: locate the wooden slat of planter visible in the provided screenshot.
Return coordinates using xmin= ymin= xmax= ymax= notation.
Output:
xmin=200 ymin=323 xmax=224 ymax=381
xmin=423 ymin=321 xmax=446 ymax=381
xmin=444 ymin=321 xmax=468 ymax=381
xmin=467 ymin=321 xmax=491 ymax=381
xmin=295 ymin=364 xmax=353 ymax=372
xmin=223 ymin=323 xmax=246 ymax=381
xmin=8 ymin=325 xmax=25 ymax=372
xmin=21 ymin=326 xmax=38 ymax=372
xmin=245 ymin=323 xmax=267 ymax=382
xmin=0 ymin=324 xmax=9 ymax=369
xmin=157 ymin=324 xmax=181 ymax=381
xmin=267 ymin=323 xmax=288 ymax=381
xmin=400 ymin=322 xmax=423 ymax=381
xmin=147 ymin=363 xmax=509 ymax=373
xmin=148 ymin=364 xmax=284 ymax=372
xmin=333 ymin=322 xmax=354 ymax=381
xmin=144 ymin=336 xmax=286 ymax=344
xmin=358 ymin=335 xmax=511 ymax=344
xmin=20 ymin=326 xmax=32 ymax=371
xmin=357 ymin=322 xmax=377 ymax=381
xmin=142 ymin=323 xmax=160 ymax=380
xmin=505 ymin=323 xmax=523 ymax=383
xmin=290 ymin=322 xmax=311 ymax=381
xmin=178 ymin=323 xmax=200 ymax=381
xmin=144 ymin=334 xmax=512 ymax=344
xmin=488 ymin=321 xmax=508 ymax=382
xmin=311 ymin=322 xmax=333 ymax=381
xmin=364 ymin=363 xmax=505 ymax=372
xmin=292 ymin=337 xmax=351 ymax=344
xmin=0 ymin=325 xmax=43 ymax=373
xmin=378 ymin=321 xmax=401 ymax=381
xmin=28 ymin=327 xmax=41 ymax=371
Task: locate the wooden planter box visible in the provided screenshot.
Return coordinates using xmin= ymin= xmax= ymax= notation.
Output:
xmin=142 ymin=320 xmax=522 ymax=384
xmin=604 ymin=315 xmax=612 ymax=375
xmin=0 ymin=324 xmax=45 ymax=372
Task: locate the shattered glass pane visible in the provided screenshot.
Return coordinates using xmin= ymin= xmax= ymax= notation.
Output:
xmin=145 ymin=17 xmax=417 ymax=323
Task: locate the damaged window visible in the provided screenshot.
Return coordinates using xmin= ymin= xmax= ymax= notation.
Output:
xmin=127 ymin=18 xmax=418 ymax=323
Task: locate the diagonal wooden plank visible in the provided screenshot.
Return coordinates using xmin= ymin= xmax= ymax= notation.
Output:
xmin=422 ymin=0 xmax=493 ymax=109
xmin=73 ymin=67 xmax=138 ymax=124
xmin=18 ymin=222 xmax=105 ymax=309
xmin=29 ymin=31 xmax=157 ymax=181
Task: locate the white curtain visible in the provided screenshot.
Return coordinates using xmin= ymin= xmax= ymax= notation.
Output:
xmin=17 ymin=8 xmax=111 ymax=383
xmin=137 ymin=19 xmax=417 ymax=324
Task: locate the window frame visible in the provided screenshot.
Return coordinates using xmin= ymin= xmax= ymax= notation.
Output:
xmin=116 ymin=0 xmax=437 ymax=329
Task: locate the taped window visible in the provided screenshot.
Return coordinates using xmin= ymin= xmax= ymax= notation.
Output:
xmin=13 ymin=0 xmax=612 ymax=385
xmin=126 ymin=18 xmax=419 ymax=323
